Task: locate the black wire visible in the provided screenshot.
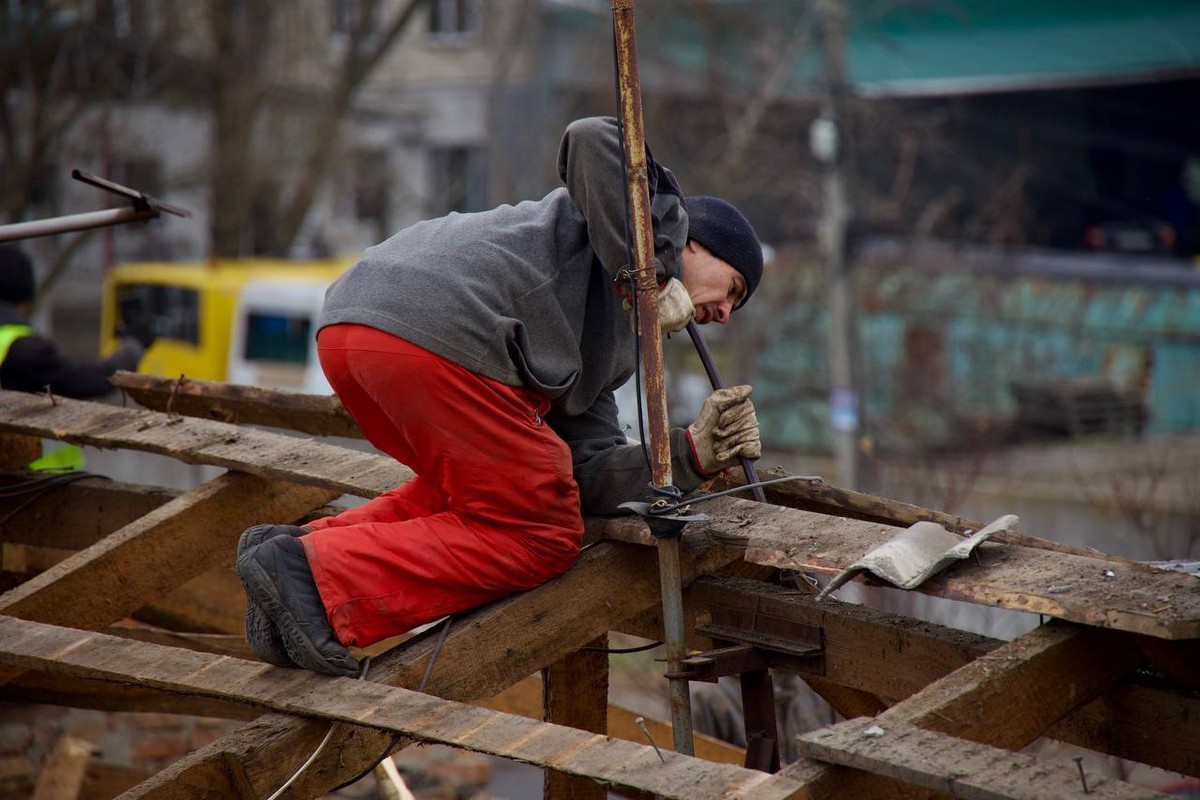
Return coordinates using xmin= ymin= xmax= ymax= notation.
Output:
xmin=581 ymin=640 xmax=664 ymax=654
xmin=0 ymin=472 xmax=100 ymax=527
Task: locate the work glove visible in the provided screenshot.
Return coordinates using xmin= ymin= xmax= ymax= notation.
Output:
xmin=687 ymin=385 xmax=761 ymax=475
xmin=623 ymin=276 xmax=694 ymax=334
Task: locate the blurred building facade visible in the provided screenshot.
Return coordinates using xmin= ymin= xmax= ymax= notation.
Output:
xmin=4 ymin=0 xmax=1200 ymax=456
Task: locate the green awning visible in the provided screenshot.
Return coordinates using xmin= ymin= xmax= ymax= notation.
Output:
xmin=848 ymin=0 xmax=1200 ymax=96
xmin=547 ymin=0 xmax=1200 ymax=97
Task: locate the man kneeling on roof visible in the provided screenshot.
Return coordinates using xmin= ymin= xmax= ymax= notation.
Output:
xmin=235 ymin=117 xmax=765 ymax=675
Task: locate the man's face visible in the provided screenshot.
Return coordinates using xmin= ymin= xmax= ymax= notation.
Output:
xmin=680 ymin=241 xmax=747 ymax=325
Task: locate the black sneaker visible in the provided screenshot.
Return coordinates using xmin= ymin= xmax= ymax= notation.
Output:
xmin=236 ymin=534 xmax=359 ymax=677
xmin=237 ymin=524 xmax=306 ymax=667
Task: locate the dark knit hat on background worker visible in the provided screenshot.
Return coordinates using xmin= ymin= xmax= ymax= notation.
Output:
xmin=684 ymin=196 xmax=763 ymax=309
xmin=0 ymin=246 xmax=36 ymax=306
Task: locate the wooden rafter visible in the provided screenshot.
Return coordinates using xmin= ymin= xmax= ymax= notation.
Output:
xmin=0 ymin=615 xmax=807 ymax=800
xmin=796 ymin=718 xmax=1171 ymax=799
xmin=1 ymin=379 xmax=1197 ymax=800
xmin=0 ymin=471 xmax=337 ymax=686
xmin=2 ymin=388 xmax=1194 ymax=640
xmin=116 ymin=538 xmax=747 ymax=799
xmin=770 ymin=620 xmax=1146 ymax=799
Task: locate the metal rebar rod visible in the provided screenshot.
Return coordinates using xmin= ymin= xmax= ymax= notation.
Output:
xmin=685 ymin=320 xmax=767 ymax=503
xmin=0 ymin=207 xmax=160 ymax=243
xmin=612 ymin=0 xmax=694 ymax=757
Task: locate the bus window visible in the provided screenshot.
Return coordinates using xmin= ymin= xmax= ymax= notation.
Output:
xmin=242 ymin=312 xmax=312 ymax=364
xmin=115 ymin=283 xmax=200 ymax=345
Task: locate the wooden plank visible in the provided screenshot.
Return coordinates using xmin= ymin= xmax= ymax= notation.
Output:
xmin=0 ymin=615 xmax=805 ymax=800
xmin=7 ymin=390 xmax=1192 ymax=639
xmin=0 ymin=471 xmax=337 ymax=686
xmin=0 ymin=475 xmax=176 ymax=550
xmin=796 ymin=718 xmax=1171 ymax=800
xmin=110 ymin=371 xmax=363 ymax=439
xmin=713 ymin=469 xmax=1144 ymax=565
xmin=1 ymin=671 xmax=258 ymax=721
xmin=656 ymin=575 xmax=1200 ymax=777
xmin=1046 ymin=678 xmax=1200 ymax=778
xmin=117 ymin=538 xmax=747 ymax=800
xmin=31 ymin=735 xmax=95 ymax=800
xmin=0 ymin=475 xmax=344 ymax=550
xmin=607 ymin=497 xmax=1200 ymax=640
xmin=483 ymin=675 xmax=746 ymax=765
xmin=542 ymin=637 xmax=608 ymax=800
xmin=0 ymin=432 xmax=41 ymax=470
xmin=0 ymin=472 xmax=334 ymax=629
xmin=766 ymin=620 xmax=1146 ymax=800
xmin=0 ymin=389 xmax=407 ymax=496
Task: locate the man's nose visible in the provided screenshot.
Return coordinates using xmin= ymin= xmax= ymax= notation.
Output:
xmin=713 ymin=302 xmax=732 ymax=324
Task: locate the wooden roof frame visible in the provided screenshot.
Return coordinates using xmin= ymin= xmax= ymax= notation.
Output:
xmin=0 ymin=373 xmax=1194 ymax=799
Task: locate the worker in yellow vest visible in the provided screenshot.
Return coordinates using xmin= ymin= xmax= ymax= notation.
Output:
xmin=0 ymin=245 xmax=154 ymax=399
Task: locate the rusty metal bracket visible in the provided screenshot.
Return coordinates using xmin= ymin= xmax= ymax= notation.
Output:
xmin=697 ymin=604 xmax=825 ymax=674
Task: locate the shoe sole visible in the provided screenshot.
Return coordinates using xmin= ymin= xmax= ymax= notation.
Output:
xmin=237 ymin=547 xmax=359 ymax=678
xmin=237 ymin=525 xmax=295 ymax=667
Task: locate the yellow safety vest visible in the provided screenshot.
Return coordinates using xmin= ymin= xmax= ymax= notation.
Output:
xmin=0 ymin=323 xmax=33 ymax=369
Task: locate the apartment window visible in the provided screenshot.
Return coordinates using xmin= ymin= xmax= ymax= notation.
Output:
xmin=430 ymin=146 xmax=487 ymax=214
xmin=428 ymin=0 xmax=479 ymax=39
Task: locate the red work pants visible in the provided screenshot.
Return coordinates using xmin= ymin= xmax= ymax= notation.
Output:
xmin=303 ymin=323 xmax=583 ymax=648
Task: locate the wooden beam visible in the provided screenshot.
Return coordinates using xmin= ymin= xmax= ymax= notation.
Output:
xmin=714 ymin=469 xmax=1144 ymax=565
xmin=117 ymin=538 xmax=747 ymax=800
xmin=0 ymin=471 xmax=337 ymax=686
xmin=0 ymin=472 xmax=334 ymax=629
xmin=0 ymin=475 xmax=345 ymax=550
xmin=542 ymin=637 xmax=609 ymax=799
xmin=483 ymin=675 xmax=746 ymax=766
xmin=6 ymin=390 xmax=1192 ymax=640
xmin=0 ymin=615 xmax=807 ymax=800
xmin=620 ymin=573 xmax=1200 ymax=776
xmin=0 ymin=475 xmax=176 ymax=550
xmin=110 ymin=372 xmax=363 ymax=439
xmin=768 ymin=620 xmax=1147 ymax=800
xmin=0 ymin=389 xmax=407 ymax=496
xmin=0 ymin=432 xmax=40 ymax=470
xmin=0 ymin=671 xmax=259 ymax=721
xmin=796 ymin=718 xmax=1171 ymax=800
xmin=31 ymin=735 xmax=96 ymax=800
xmin=603 ymin=498 xmax=1200 ymax=640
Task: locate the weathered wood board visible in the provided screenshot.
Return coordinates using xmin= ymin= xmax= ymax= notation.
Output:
xmin=110 ymin=371 xmax=363 ymax=439
xmin=117 ymin=538 xmax=748 ymax=799
xmin=635 ymin=498 xmax=1200 ymax=640
xmin=797 ymin=718 xmax=1170 ymax=800
xmin=0 ymin=389 xmax=406 ymax=496
xmin=774 ymin=620 xmax=1145 ymax=799
xmin=0 ymin=610 xmax=803 ymax=800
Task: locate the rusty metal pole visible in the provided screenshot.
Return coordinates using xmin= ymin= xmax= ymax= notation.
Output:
xmin=611 ymin=0 xmax=695 ymax=756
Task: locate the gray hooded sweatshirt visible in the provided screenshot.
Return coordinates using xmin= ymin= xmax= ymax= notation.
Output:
xmin=319 ymin=117 xmax=707 ymax=514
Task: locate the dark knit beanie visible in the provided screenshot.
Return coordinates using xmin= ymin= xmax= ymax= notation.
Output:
xmin=0 ymin=246 xmax=35 ymax=306
xmin=685 ymin=196 xmax=763 ymax=309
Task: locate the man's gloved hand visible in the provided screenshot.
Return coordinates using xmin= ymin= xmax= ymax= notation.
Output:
xmin=657 ymin=277 xmax=694 ymax=333
xmin=687 ymin=385 xmax=761 ymax=475
xmin=623 ymin=276 xmax=694 ymax=334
